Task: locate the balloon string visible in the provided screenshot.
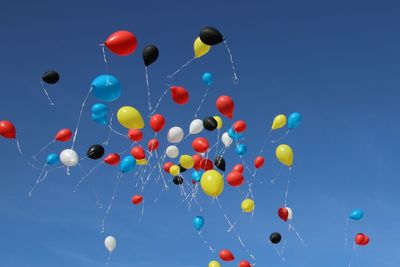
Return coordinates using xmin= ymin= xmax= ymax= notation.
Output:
xmin=71 ymin=87 xmax=93 ymax=149
xmin=102 ymin=112 xmax=114 ymax=146
xmin=155 ymin=151 xmax=169 ymax=190
xmin=288 ymin=223 xmax=307 ymax=247
xmin=105 ymin=252 xmax=112 ymax=266
xmin=32 ymin=139 xmax=55 ymax=160
xmin=193 ymin=87 xmax=210 ymax=118
xmin=28 ymin=164 xmax=47 ymax=197
xmin=145 ymin=67 xmax=153 ymax=111
xmin=271 ymin=129 xmax=290 ymax=144
xmin=270 ymin=164 xmax=284 ymax=184
xmin=214 ymin=130 xmax=221 ymax=158
xmin=99 ymin=44 xmax=109 ymax=75
xmin=344 ymin=218 xmax=349 ymax=247
xmin=74 ymin=161 xmax=104 ymax=192
xmin=40 ymin=80 xmax=55 ymax=106
xmin=101 ymin=173 xmax=122 ymax=233
xmin=150 ymin=86 xmax=170 ymax=115
xmin=259 ymin=129 xmax=272 ymax=156
xmin=272 ymin=244 xmax=286 ymax=262
xmin=223 ymin=40 xmax=239 ymax=84
xmin=88 ymin=178 xmax=103 ymax=209
xmin=197 ymin=231 xmax=216 ymax=253
xmin=15 ymin=138 xmax=42 ymax=171
xmin=166 ymin=57 xmax=195 ymax=79
xmin=283 ymin=169 xmax=292 ymax=207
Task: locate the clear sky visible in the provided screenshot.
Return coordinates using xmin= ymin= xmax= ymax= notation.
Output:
xmin=1 ymin=0 xmax=400 ymax=266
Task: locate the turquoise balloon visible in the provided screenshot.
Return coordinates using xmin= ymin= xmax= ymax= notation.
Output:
xmin=46 ymin=153 xmax=59 ymax=165
xmin=288 ymin=112 xmax=302 ymax=129
xmin=235 ymin=144 xmax=247 ymax=156
xmin=120 ymin=155 xmax=136 ymax=173
xmin=192 ymin=170 xmax=203 ymax=182
xmin=349 ymin=209 xmax=364 ymax=220
xmin=91 ymin=103 xmax=109 ymax=125
xmin=202 ymin=72 xmax=213 ymax=86
xmin=91 ymin=74 xmax=121 ymax=102
xmin=228 ymin=128 xmax=243 ymax=140
xmin=193 ymin=216 xmax=204 ymax=231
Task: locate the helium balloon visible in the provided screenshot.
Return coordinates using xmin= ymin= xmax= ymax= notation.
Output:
xmin=214 ymin=156 xmax=226 ymax=171
xmin=91 ymin=103 xmax=109 ymax=125
xmin=228 ymin=128 xmax=243 ymax=140
xmin=355 ymin=233 xmax=370 ymax=246
xmin=276 ymin=144 xmax=293 ymax=167
xmin=42 ymin=70 xmax=60 ymax=84
xmin=232 ymin=164 xmax=244 ymax=174
xmin=222 ymin=132 xmax=233 ymax=147
xmin=241 ymin=199 xmax=254 ymax=213
xmin=132 ymin=195 xmax=143 ymax=205
xmin=235 ymin=144 xmax=247 ymax=156
xmin=130 ymin=146 xmax=146 ymax=160
xmin=288 ymin=112 xmax=301 ymax=129
xmin=278 ymin=207 xmax=293 ymax=222
xmin=194 ymin=37 xmax=211 ymax=58
xmin=203 ymin=116 xmax=218 ymax=131
xmin=0 ymin=120 xmax=16 ymax=139
xmin=91 ymin=74 xmax=121 ymax=102
xmin=60 ymin=149 xmax=78 ymax=167
xmin=233 ymin=120 xmax=247 ymax=133
xmin=202 ymin=72 xmax=213 ymax=86
xmin=136 ymin=159 xmax=148 ymax=165
xmin=117 ymin=106 xmax=144 ymax=129
xmin=192 ymin=137 xmax=209 ymax=153
xmin=104 ymin=30 xmax=137 ymax=56
xmin=180 ymin=155 xmax=194 ymax=169
xmin=147 ymin=138 xmax=159 ymax=152
xmin=269 ymin=232 xmax=282 ymax=244
xmin=193 ymin=154 xmax=202 ymax=170
xmin=149 ymin=114 xmax=165 ymax=132
xmin=167 ymin=126 xmax=184 ymax=143
xmin=104 ymin=236 xmax=116 ymax=253
xmin=227 ymin=171 xmax=244 ymax=187
xmin=169 ymin=165 xmax=180 ymax=176
xmin=166 ymin=145 xmax=179 ymax=158
xmin=46 ymin=153 xmax=59 ymax=165
xmin=163 ymin=162 xmax=173 ymax=173
xmin=201 ymin=170 xmax=224 ymax=197
xmin=216 ymin=95 xmax=234 ymax=119
xmin=239 ymin=260 xmax=252 ymax=267
xmin=213 ymin=116 xmax=223 ymax=129
xmin=173 ymin=175 xmax=184 ymax=185
xmin=192 ymin=170 xmax=203 ymax=182
xmin=349 ymin=209 xmax=364 ymax=220
xmin=209 ymin=261 xmax=221 ymax=267
xmin=104 ymin=153 xmax=120 ymax=165
xmin=200 ymin=26 xmax=224 ymax=45
xmin=170 ymin=86 xmax=189 ymax=105
xmin=128 ymin=129 xmax=143 ymax=142
xmin=219 ymin=249 xmax=235 ymax=261
xmin=254 ymin=156 xmax=265 ymax=169
xmin=87 ymin=144 xmax=105 ymax=160
xmin=200 ymin=158 xmax=214 ymax=171
xmin=120 ymin=155 xmax=136 ymax=173
xmin=142 ymin=44 xmax=159 ymax=66
xmin=54 ymin=129 xmax=72 ymax=142
xmin=271 ymin=114 xmax=287 ymax=130
xmin=178 ymin=163 xmax=188 ymax=173
xmin=193 ymin=216 xmax=204 ymax=231
xmin=189 ymin=119 xmax=204 ymax=135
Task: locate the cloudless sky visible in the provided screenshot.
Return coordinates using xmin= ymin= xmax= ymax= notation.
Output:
xmin=1 ymin=0 xmax=400 ymax=266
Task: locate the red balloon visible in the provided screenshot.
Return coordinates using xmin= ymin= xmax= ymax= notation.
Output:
xmin=233 ymin=120 xmax=247 ymax=133
xmin=149 ymin=114 xmax=165 ymax=132
xmin=200 ymin=158 xmax=213 ymax=171
xmin=163 ymin=162 xmax=173 ymax=173
xmin=104 ymin=153 xmax=120 ymax=165
xmin=170 ymin=86 xmax=189 ymax=105
xmin=131 ymin=146 xmax=146 ymax=160
xmin=254 ymin=156 xmax=265 ymax=169
xmin=55 ymin=128 xmax=72 ymax=142
xmin=361 ymin=235 xmax=370 ymax=246
xmin=355 ymin=233 xmax=370 ymax=246
xmin=232 ymin=164 xmax=244 ymax=174
xmin=278 ymin=207 xmax=289 ymax=222
xmin=192 ymin=154 xmax=202 ymax=171
xmin=216 ymin=95 xmax=234 ymax=119
xmin=0 ymin=120 xmax=16 ymax=139
xmin=148 ymin=138 xmax=159 ymax=152
xmin=239 ymin=260 xmax=252 ymax=267
xmin=219 ymin=249 xmax=235 ymax=261
xmin=128 ymin=129 xmax=143 ymax=142
xmin=227 ymin=171 xmax=244 ymax=187
xmin=192 ymin=137 xmax=209 ymax=153
xmin=131 ymin=195 xmax=143 ymax=205
xmin=104 ymin=30 xmax=138 ymax=56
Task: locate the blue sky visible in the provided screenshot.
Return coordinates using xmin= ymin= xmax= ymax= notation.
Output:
xmin=1 ymin=0 xmax=400 ymax=266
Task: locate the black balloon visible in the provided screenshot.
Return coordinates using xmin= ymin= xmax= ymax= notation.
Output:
xmin=199 ymin=26 xmax=224 ymax=46
xmin=42 ymin=70 xmax=60 ymax=84
xmin=269 ymin=232 xmax=282 ymax=244
xmin=143 ymin=44 xmax=159 ymax=66
xmin=214 ymin=156 xmax=226 ymax=171
xmin=87 ymin=144 xmax=105 ymax=160
xmin=173 ymin=175 xmax=184 ymax=185
xmin=178 ymin=163 xmax=188 ymax=173
xmin=203 ymin=117 xmax=218 ymax=131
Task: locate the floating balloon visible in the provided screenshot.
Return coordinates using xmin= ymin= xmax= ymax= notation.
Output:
xmin=42 ymin=70 xmax=60 ymax=84
xmin=128 ymin=129 xmax=143 ymax=142
xmin=278 ymin=207 xmax=293 ymax=222
xmin=54 ymin=128 xmax=72 ymax=142
xmin=202 ymin=72 xmax=213 ymax=86
xmin=272 ymin=114 xmax=287 ymax=130
xmin=269 ymin=232 xmax=282 ymax=244
xmin=216 ymin=95 xmax=234 ymax=119
xmin=136 ymin=159 xmax=148 ymax=165
xmin=233 ymin=120 xmax=247 ymax=133
xmin=200 ymin=158 xmax=214 ymax=171
xmin=232 ymin=164 xmax=244 ymax=174
xmin=167 ymin=126 xmax=184 ymax=143
xmin=227 ymin=171 xmax=244 ymax=187
xmin=276 ymin=144 xmax=293 ymax=167
xmin=149 ymin=114 xmax=165 ymax=132
xmin=147 ymin=138 xmax=159 ymax=152
xmin=180 ymin=155 xmax=194 ymax=169
xmin=163 ymin=162 xmax=173 ymax=173
xmin=203 ymin=117 xmax=218 ymax=131
xmin=104 ymin=236 xmax=116 ymax=253
xmin=201 ymin=170 xmax=224 ymax=197
xmin=193 ymin=216 xmax=205 ymax=231
xmin=117 ymin=106 xmax=144 ymax=129
xmin=131 ymin=195 xmax=143 ymax=205
xmin=178 ymin=163 xmax=188 ymax=173
xmin=191 ymin=170 xmax=203 ymax=182
xmin=91 ymin=74 xmax=121 ymax=102
xmin=349 ymin=209 xmax=364 ymax=220
xmin=235 ymin=144 xmax=247 ymax=156
xmin=209 ymin=261 xmax=221 ymax=267
xmin=104 ymin=153 xmax=120 ymax=165
xmin=288 ymin=112 xmax=301 ymax=129
xmin=131 ymin=146 xmax=146 ymax=160
xmin=166 ymin=145 xmax=179 ymax=158
xmin=200 ymin=26 xmax=224 ymax=46
xmin=143 ymin=44 xmax=159 ymax=66
xmin=0 ymin=120 xmax=16 ymax=139
xmin=189 ymin=119 xmax=204 ymax=135
xmin=213 ymin=116 xmax=223 ymax=129
xmin=219 ymin=249 xmax=235 ymax=261
xmin=254 ymin=156 xmax=265 ymax=169
xmin=228 ymin=128 xmax=243 ymax=140
xmin=169 ymin=165 xmax=180 ymax=176
xmin=46 ymin=153 xmax=59 ymax=165
xmin=91 ymin=103 xmax=109 ymax=125
xmin=194 ymin=37 xmax=211 ymax=58
xmin=192 ymin=154 xmax=202 ymax=170
xmin=214 ymin=156 xmax=226 ymax=171
xmin=60 ymin=149 xmax=78 ymax=167
xmin=222 ymin=132 xmax=233 ymax=147
xmin=355 ymin=233 xmax=370 ymax=246
xmin=170 ymin=86 xmax=189 ymax=105
xmin=192 ymin=137 xmax=209 ymax=153
xmin=120 ymin=155 xmax=136 ymax=173
xmin=87 ymin=144 xmax=105 ymax=160
xmin=104 ymin=30 xmax=137 ymax=56
xmin=241 ymin=199 xmax=254 ymax=213
xmin=239 ymin=260 xmax=252 ymax=267
xmin=173 ymin=175 xmax=184 ymax=185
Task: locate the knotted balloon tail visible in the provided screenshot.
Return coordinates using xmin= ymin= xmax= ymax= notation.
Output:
xmin=223 ymin=40 xmax=239 ymax=84
xmin=40 ymin=80 xmax=55 ymax=106
xmin=166 ymin=57 xmax=195 ymax=79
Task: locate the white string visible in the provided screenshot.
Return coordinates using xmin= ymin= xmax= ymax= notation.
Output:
xmin=74 ymin=161 xmax=104 ymax=192
xmin=150 ymin=86 xmax=170 ymax=115
xmin=40 ymin=80 xmax=55 ymax=106
xmin=99 ymin=44 xmax=109 ymax=75
xmin=344 ymin=218 xmax=349 ymax=247
xmin=71 ymin=87 xmax=93 ymax=149
xmin=105 ymin=252 xmax=112 ymax=266
xmin=271 ymin=129 xmax=290 ymax=144
xmin=145 ymin=67 xmax=153 ymax=110
xmin=194 ymin=87 xmax=210 ymax=118
xmin=101 ymin=173 xmax=122 ymax=233
xmin=102 ymin=112 xmax=114 ymax=146
xmin=32 ymin=140 xmax=55 ymax=160
xmin=28 ymin=164 xmax=47 ymax=197
xmin=166 ymin=57 xmax=195 ymax=79
xmin=197 ymin=231 xmax=216 ymax=253
xmin=283 ymin=171 xmax=291 ymax=207
xmin=288 ymin=223 xmax=307 ymax=247
xmin=223 ymin=40 xmax=239 ymax=84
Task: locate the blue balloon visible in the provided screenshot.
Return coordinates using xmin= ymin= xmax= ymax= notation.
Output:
xmin=228 ymin=128 xmax=243 ymax=140
xmin=288 ymin=112 xmax=302 ymax=129
xmin=349 ymin=209 xmax=364 ymax=220
xmin=46 ymin=153 xmax=59 ymax=165
xmin=91 ymin=103 xmax=109 ymax=125
xmin=120 ymin=155 xmax=136 ymax=173
xmin=91 ymin=74 xmax=121 ymax=102
xmin=235 ymin=144 xmax=247 ymax=156
xmin=192 ymin=170 xmax=203 ymax=182
xmin=202 ymin=72 xmax=213 ymax=86
xmin=193 ymin=216 xmax=204 ymax=231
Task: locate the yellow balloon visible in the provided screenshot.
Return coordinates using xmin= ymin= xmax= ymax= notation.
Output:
xmin=271 ymin=114 xmax=287 ymax=130
xmin=117 ymin=106 xmax=145 ymax=129
xmin=208 ymin=261 xmax=221 ymax=267
xmin=241 ymin=198 xmax=255 ymax=213
xmin=201 ymin=170 xmax=224 ymax=197
xmin=169 ymin=165 xmax=180 ymax=176
xmin=276 ymin=144 xmax=293 ymax=167
xmin=179 ymin=155 xmax=194 ymax=169
xmin=194 ymin=37 xmax=211 ymax=58
xmin=213 ymin=116 xmax=223 ymax=129
xmin=136 ymin=159 xmax=148 ymax=165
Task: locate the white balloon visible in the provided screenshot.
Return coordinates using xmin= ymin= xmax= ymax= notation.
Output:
xmin=286 ymin=207 xmax=293 ymax=220
xmin=166 ymin=145 xmax=179 ymax=158
xmin=189 ymin=119 xmax=203 ymax=135
xmin=167 ymin=126 xmax=184 ymax=143
xmin=104 ymin=236 xmax=116 ymax=253
xmin=60 ymin=149 xmax=79 ymax=167
xmin=221 ymin=132 xmax=233 ymax=148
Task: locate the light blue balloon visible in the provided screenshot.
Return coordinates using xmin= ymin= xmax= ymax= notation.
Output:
xmin=91 ymin=74 xmax=121 ymax=102
xmin=228 ymin=128 xmax=243 ymax=140
xmin=349 ymin=209 xmax=364 ymax=220
xmin=192 ymin=170 xmax=203 ymax=182
xmin=46 ymin=153 xmax=59 ymax=165
xmin=91 ymin=103 xmax=109 ymax=125
xmin=235 ymin=144 xmax=247 ymax=156
xmin=193 ymin=216 xmax=204 ymax=231
xmin=202 ymin=72 xmax=213 ymax=86
xmin=288 ymin=112 xmax=302 ymax=129
xmin=120 ymin=155 xmax=136 ymax=173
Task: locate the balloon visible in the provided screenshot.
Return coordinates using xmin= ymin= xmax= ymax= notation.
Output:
xmin=228 ymin=128 xmax=243 ymax=140
xmin=173 ymin=175 xmax=184 ymax=185
xmin=180 ymin=155 xmax=194 ymax=169
xmin=254 ymin=156 xmax=265 ymax=169
xmin=87 ymin=144 xmax=105 ymax=160
xmin=213 ymin=116 xmax=223 ymax=129
xmin=219 ymin=249 xmax=235 ymax=261
xmin=54 ymin=128 xmax=72 ymax=142
xmin=42 ymin=70 xmax=60 ymax=84
xmin=269 ymin=232 xmax=282 ymax=244
xmin=222 ymin=132 xmax=233 ymax=147
xmin=192 ymin=137 xmax=209 ymax=153
xmin=104 ymin=30 xmax=137 ymax=56
xmin=91 ymin=103 xmax=109 ymax=125
xmin=189 ymin=119 xmax=204 ymax=135
xmin=235 ymin=144 xmax=247 ymax=156
xmin=209 ymin=261 xmax=221 ymax=267
xmin=91 ymin=74 xmax=121 ymax=102
xmin=355 ymin=233 xmax=370 ymax=246
xmin=193 ymin=154 xmax=202 ymax=171
xmin=216 ymin=95 xmax=234 ymax=119
xmin=169 ymin=165 xmax=180 ymax=176
xmin=117 ymin=106 xmax=144 ymax=129
xmin=167 ymin=126 xmax=184 ymax=143
xmin=0 ymin=120 xmax=16 ymax=139
xmin=201 ymin=170 xmax=224 ymax=197
xmin=272 ymin=114 xmax=287 ymax=130
xmin=203 ymin=117 xmax=218 ymax=131
xmin=232 ymin=164 xmax=244 ymax=174
xmin=194 ymin=37 xmax=211 ymax=58
xmin=178 ymin=163 xmax=188 ymax=173
xmin=239 ymin=260 xmax=252 ymax=267
xmin=136 ymin=159 xmax=148 ymax=165
xmin=104 ymin=236 xmax=116 ymax=253
xmin=349 ymin=209 xmax=364 ymax=220
xmin=120 ymin=155 xmax=136 ymax=173
xmin=148 ymin=138 xmax=159 ymax=152
xmin=163 ymin=162 xmax=173 ymax=173
xmin=193 ymin=216 xmax=204 ymax=231
xmin=149 ymin=114 xmax=165 ymax=132
xmin=170 ymin=86 xmax=189 ymax=105
xmin=227 ymin=171 xmax=244 ymax=187
xmin=132 ymin=195 xmax=143 ymax=205
xmin=278 ymin=207 xmax=293 ymax=221
xmin=200 ymin=26 xmax=224 ymax=45
xmin=241 ymin=199 xmax=254 ymax=213
xmin=166 ymin=145 xmax=179 ymax=158
xmin=143 ymin=44 xmax=159 ymax=66
xmin=233 ymin=120 xmax=247 ymax=133
xmin=60 ymin=149 xmax=79 ymax=167
xmin=202 ymin=72 xmax=213 ymax=86
xmin=214 ymin=156 xmax=226 ymax=171
xmin=46 ymin=153 xmax=59 ymax=165
xmin=191 ymin=170 xmax=203 ymax=182
xmin=131 ymin=146 xmax=146 ymax=160
xmin=128 ymin=129 xmax=143 ymax=142
xmin=275 ymin=144 xmax=293 ymax=167
xmin=104 ymin=153 xmax=120 ymax=165
xmin=288 ymin=112 xmax=301 ymax=129
xmin=200 ymin=158 xmax=214 ymax=171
